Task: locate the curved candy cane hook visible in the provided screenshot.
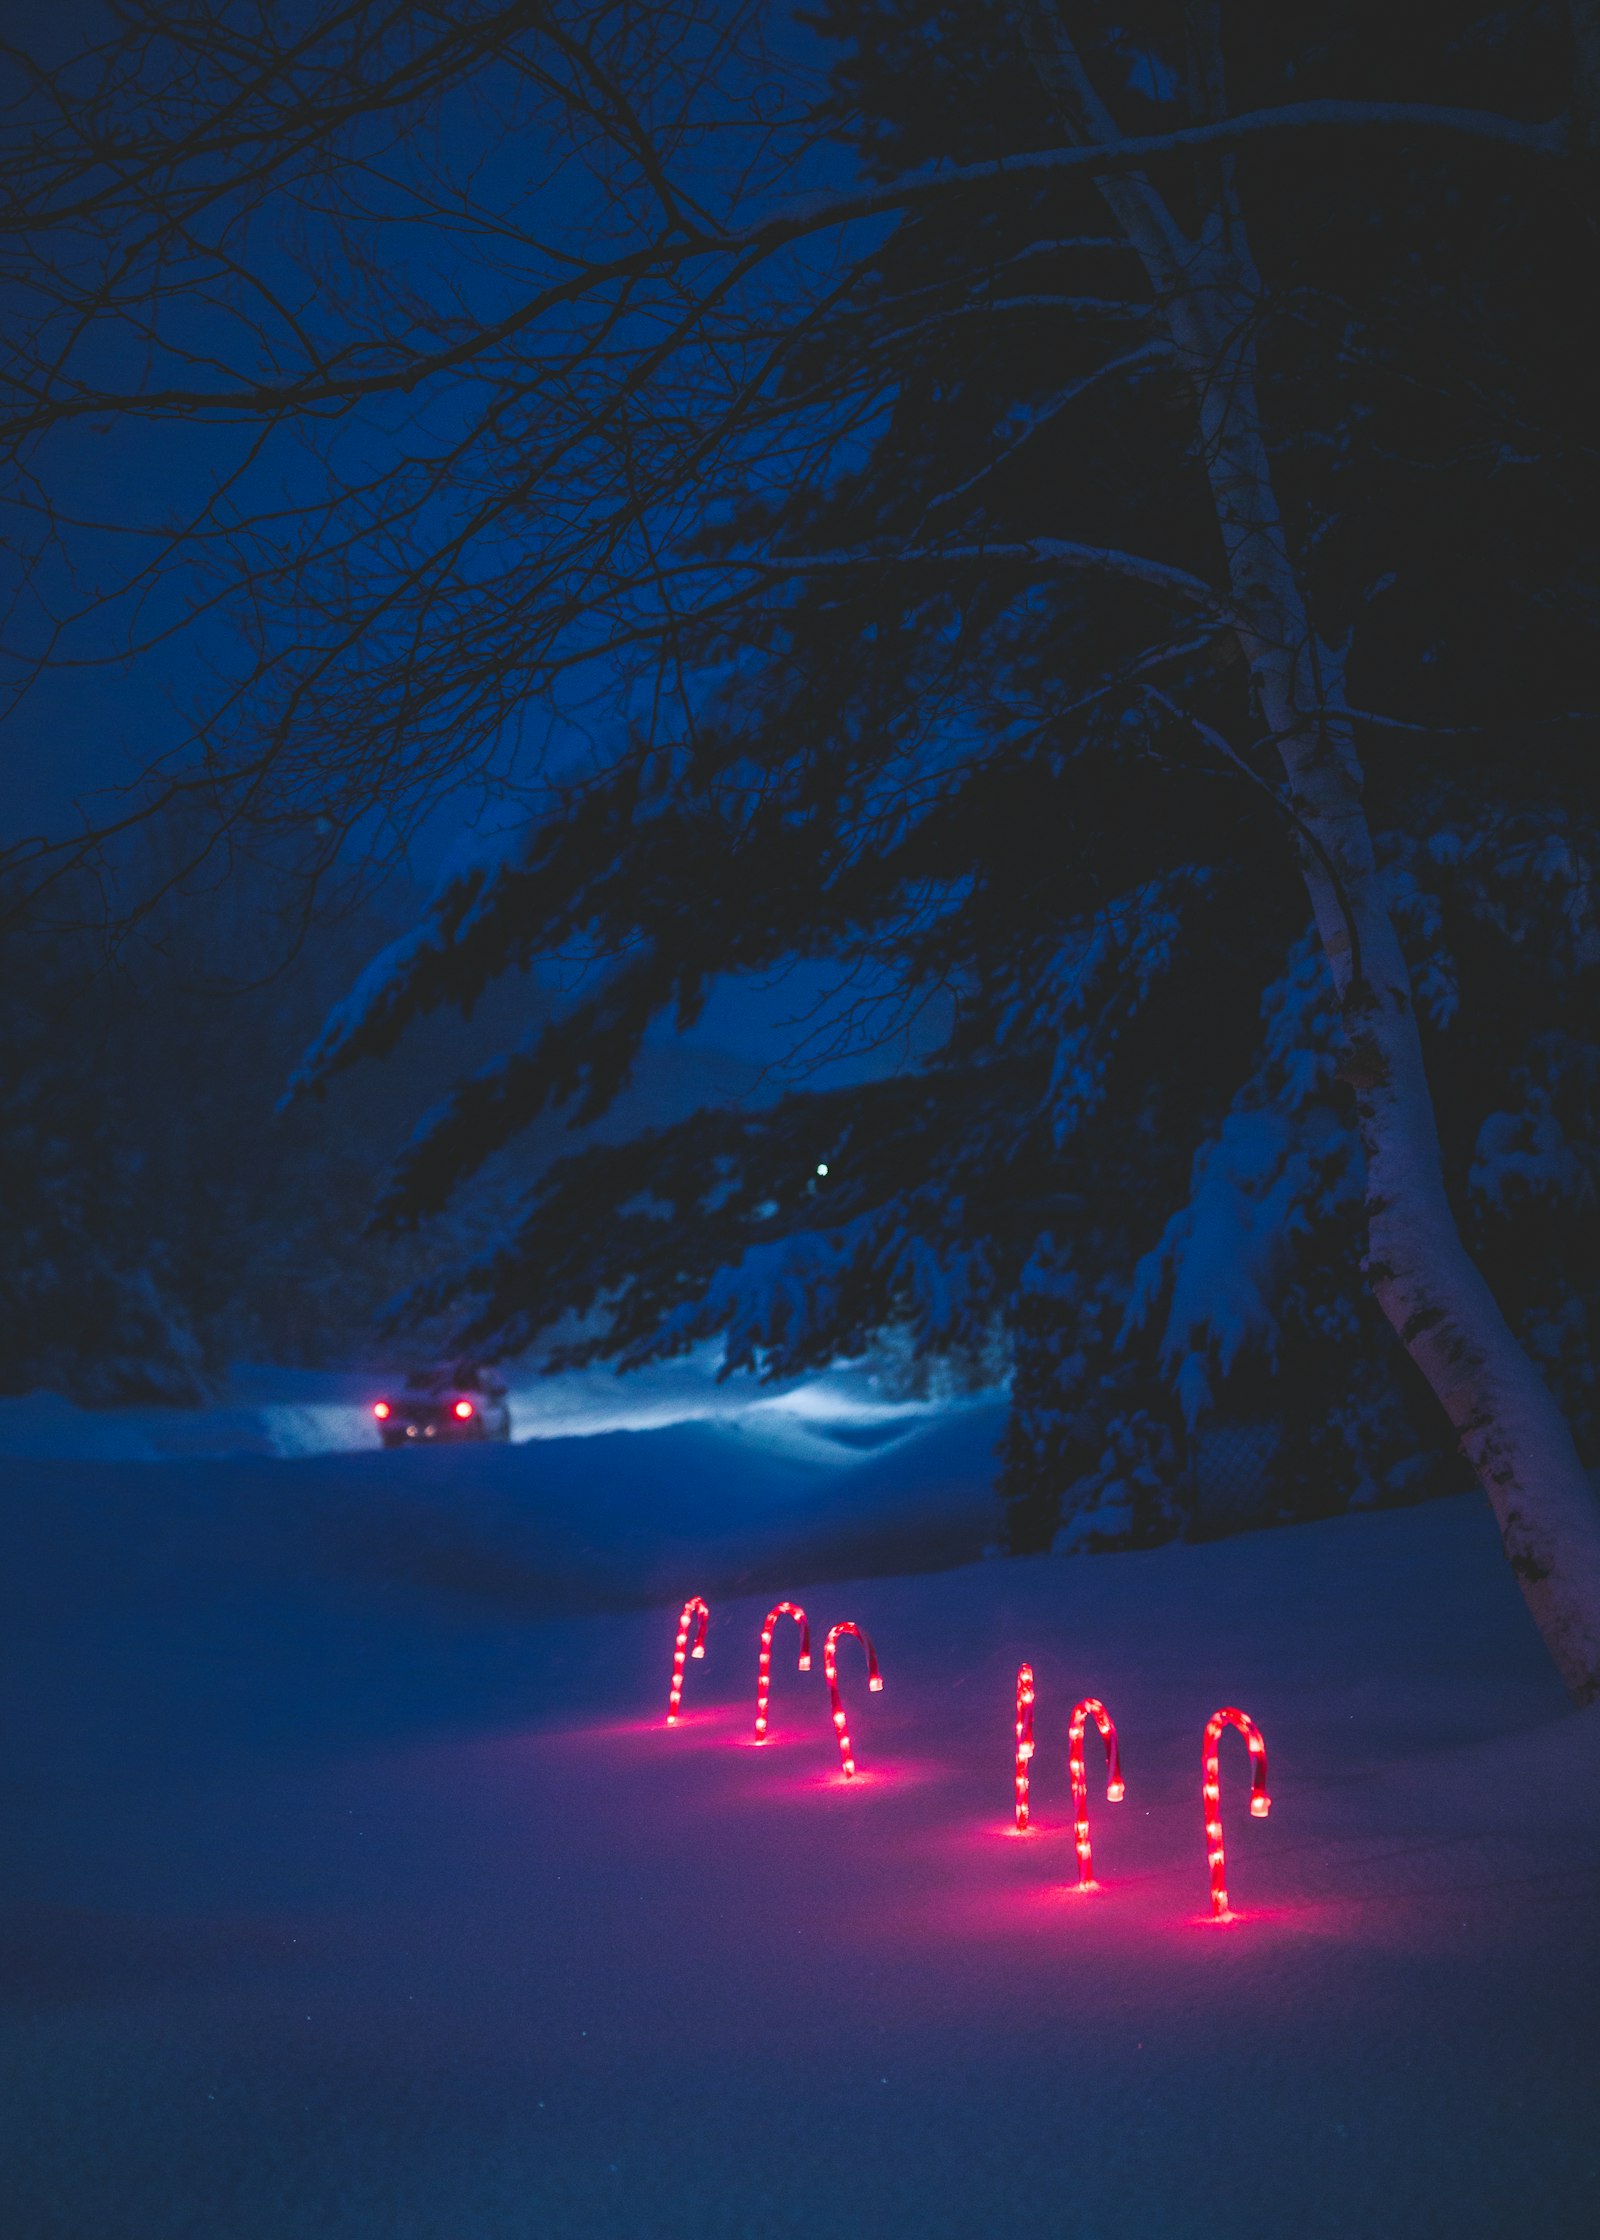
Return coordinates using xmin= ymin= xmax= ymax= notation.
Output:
xmin=1202 ymin=1706 xmax=1272 ymax=1918
xmin=822 ymin=1621 xmax=883 ymax=1779
xmin=1067 ymin=1697 xmax=1125 ymax=1887
xmin=666 ymin=1596 xmax=710 ymax=1724
xmin=1014 ymin=1664 xmax=1036 ymax=1830
xmin=755 ymin=1601 xmax=812 ymax=1742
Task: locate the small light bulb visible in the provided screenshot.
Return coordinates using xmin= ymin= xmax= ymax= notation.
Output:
xmin=816 ymin=1162 xmax=828 ymax=1176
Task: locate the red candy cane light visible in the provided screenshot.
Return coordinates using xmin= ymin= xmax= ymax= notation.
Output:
xmin=1013 ymin=1663 xmax=1036 ymax=1830
xmin=1202 ymin=1705 xmax=1272 ymax=1918
xmin=666 ymin=1596 xmax=710 ymax=1724
xmin=1067 ymin=1697 xmax=1125 ymax=1888
xmin=755 ymin=1601 xmax=812 ymax=1742
xmin=822 ymin=1621 xmax=883 ymax=1779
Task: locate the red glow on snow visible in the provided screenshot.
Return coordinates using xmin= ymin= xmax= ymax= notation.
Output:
xmin=1187 ymin=1904 xmax=1281 ymax=1932
xmin=1067 ymin=1696 xmax=1124 ymax=1889
xmin=1013 ymin=1662 xmax=1036 ymax=1830
xmin=372 ymin=1400 xmax=391 ymax=1420
xmin=666 ymin=1596 xmax=710 ymax=1724
xmin=1202 ymin=1705 xmax=1272 ymax=1919
xmin=759 ymin=1756 xmax=927 ymax=1800
xmin=453 ymin=1398 xmax=475 ymax=1419
xmin=755 ymin=1601 xmax=812 ymax=1742
xmin=822 ymin=1621 xmax=882 ymax=1779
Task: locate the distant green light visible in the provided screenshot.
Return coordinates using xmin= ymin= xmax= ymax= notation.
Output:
xmin=816 ymin=1162 xmax=829 ymax=1177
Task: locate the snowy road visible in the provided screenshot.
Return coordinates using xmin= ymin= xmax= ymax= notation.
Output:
xmin=2 ymin=1442 xmax=1597 ymax=2237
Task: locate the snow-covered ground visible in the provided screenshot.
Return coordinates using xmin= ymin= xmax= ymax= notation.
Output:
xmin=1 ymin=1397 xmax=1597 ymax=2236
xmin=0 ymin=1351 xmax=969 ymax=1463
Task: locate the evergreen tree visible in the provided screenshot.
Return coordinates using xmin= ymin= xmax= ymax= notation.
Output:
xmin=7 ymin=3 xmax=1599 ymax=1687
xmin=284 ymin=8 xmax=1599 ymax=1621
xmin=0 ymin=909 xmax=210 ymax=1404
xmin=0 ymin=857 xmax=524 ymax=1402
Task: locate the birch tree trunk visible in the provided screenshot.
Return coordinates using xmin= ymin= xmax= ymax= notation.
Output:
xmin=1024 ymin=2 xmax=1600 ymax=1701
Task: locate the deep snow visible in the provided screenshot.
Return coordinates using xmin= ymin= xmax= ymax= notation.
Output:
xmin=1 ymin=1393 xmax=1597 ymax=2237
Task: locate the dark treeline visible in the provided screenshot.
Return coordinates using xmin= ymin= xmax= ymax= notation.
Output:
xmin=0 ymin=851 xmax=529 ymax=1401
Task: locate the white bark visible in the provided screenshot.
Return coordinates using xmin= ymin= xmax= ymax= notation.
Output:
xmin=1023 ymin=3 xmax=1600 ymax=1700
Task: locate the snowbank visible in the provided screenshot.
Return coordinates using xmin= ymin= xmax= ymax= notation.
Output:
xmin=1 ymin=1395 xmax=1009 ymax=1628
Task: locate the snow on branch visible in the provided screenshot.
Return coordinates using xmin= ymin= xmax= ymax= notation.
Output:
xmin=282 ymin=903 xmax=477 ymax=1104
xmin=1471 ymin=1035 xmax=1599 ymax=1218
xmin=643 ymin=1203 xmax=997 ymax=1380
xmin=1121 ymin=929 xmax=1355 ymax=1424
xmin=376 ymin=957 xmax=672 ymax=1221
xmin=987 ymin=868 xmax=1217 ymax=1149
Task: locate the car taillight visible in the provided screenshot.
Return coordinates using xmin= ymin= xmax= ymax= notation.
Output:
xmin=453 ymin=1398 xmax=474 ymax=1419
xmin=373 ymin=1401 xmax=391 ymax=1420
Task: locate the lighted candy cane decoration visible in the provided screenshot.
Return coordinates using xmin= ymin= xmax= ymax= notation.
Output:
xmin=822 ymin=1621 xmax=883 ymax=1779
xmin=1013 ymin=1663 xmax=1036 ymax=1829
xmin=1202 ymin=1705 xmax=1272 ymax=1918
xmin=1067 ymin=1697 xmax=1125 ymax=1887
xmin=755 ymin=1601 xmax=812 ymax=1742
xmin=666 ymin=1596 xmax=710 ymax=1724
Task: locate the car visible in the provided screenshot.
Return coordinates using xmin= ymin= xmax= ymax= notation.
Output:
xmin=371 ymin=1363 xmax=512 ymax=1447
